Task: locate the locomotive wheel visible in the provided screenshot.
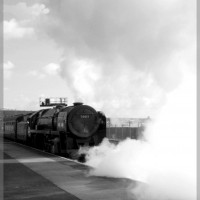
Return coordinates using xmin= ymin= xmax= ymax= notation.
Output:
xmin=50 ymin=138 xmax=60 ymax=154
xmin=30 ymin=134 xmax=36 ymax=147
xmin=26 ymin=136 xmax=32 ymax=146
xmin=78 ymin=153 xmax=86 ymax=163
xmin=50 ymin=144 xmax=56 ymax=154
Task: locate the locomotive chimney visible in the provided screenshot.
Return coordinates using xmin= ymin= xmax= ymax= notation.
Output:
xmin=73 ymin=102 xmax=83 ymax=106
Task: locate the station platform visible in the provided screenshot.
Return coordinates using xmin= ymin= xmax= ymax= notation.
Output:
xmin=4 ymin=152 xmax=80 ymax=200
xmin=2 ymin=139 xmax=138 ymax=200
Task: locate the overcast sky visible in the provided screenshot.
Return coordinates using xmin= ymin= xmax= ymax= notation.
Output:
xmin=3 ymin=0 xmax=196 ymax=117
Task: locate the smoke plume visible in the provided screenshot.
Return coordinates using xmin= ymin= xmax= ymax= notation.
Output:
xmin=40 ymin=0 xmax=195 ymax=117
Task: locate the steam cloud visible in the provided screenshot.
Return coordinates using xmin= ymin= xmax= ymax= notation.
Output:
xmin=40 ymin=0 xmax=195 ymax=117
xmin=79 ymin=68 xmax=196 ymax=200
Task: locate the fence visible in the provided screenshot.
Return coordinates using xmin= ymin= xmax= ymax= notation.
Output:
xmin=106 ymin=126 xmax=142 ymax=141
xmin=105 ymin=117 xmax=149 ymax=141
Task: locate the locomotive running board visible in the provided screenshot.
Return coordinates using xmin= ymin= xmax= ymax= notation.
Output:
xmin=30 ymin=130 xmax=60 ymax=135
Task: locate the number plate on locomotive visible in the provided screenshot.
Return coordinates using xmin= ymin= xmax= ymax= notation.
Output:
xmin=80 ymin=115 xmax=90 ymax=119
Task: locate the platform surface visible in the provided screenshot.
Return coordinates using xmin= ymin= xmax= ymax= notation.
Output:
xmin=2 ymin=139 xmax=139 ymax=200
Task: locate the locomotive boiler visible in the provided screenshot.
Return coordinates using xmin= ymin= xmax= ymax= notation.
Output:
xmin=4 ymin=102 xmax=106 ymax=160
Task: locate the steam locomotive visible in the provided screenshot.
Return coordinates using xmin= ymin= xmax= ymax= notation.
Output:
xmin=3 ymin=102 xmax=106 ymax=161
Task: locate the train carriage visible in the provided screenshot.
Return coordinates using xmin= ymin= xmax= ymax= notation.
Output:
xmin=4 ymin=113 xmax=33 ymax=142
xmin=4 ymin=116 xmax=17 ymax=140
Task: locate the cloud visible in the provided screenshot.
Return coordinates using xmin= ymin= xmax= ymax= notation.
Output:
xmin=4 ymin=61 xmax=15 ymax=79
xmin=4 ymin=18 xmax=34 ymax=39
xmin=39 ymin=0 xmax=195 ymax=117
xmin=28 ymin=63 xmax=61 ymax=79
xmin=28 ymin=70 xmax=46 ymax=79
xmin=30 ymin=3 xmax=50 ymax=16
xmin=4 ymin=2 xmax=50 ymax=40
xmin=43 ymin=63 xmax=60 ymax=75
xmin=4 ymin=2 xmax=50 ymax=19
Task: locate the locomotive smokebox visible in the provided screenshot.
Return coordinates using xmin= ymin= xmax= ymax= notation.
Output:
xmin=67 ymin=105 xmax=100 ymax=138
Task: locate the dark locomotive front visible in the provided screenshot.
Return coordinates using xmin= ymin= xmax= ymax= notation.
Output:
xmin=27 ymin=102 xmax=106 ymax=159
